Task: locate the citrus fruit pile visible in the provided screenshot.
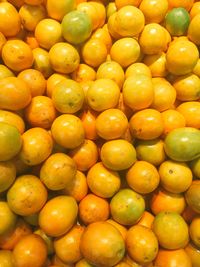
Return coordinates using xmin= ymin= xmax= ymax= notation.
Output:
xmin=0 ymin=0 xmax=200 ymax=266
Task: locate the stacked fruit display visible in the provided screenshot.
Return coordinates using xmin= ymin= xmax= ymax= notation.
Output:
xmin=0 ymin=0 xmax=200 ymax=266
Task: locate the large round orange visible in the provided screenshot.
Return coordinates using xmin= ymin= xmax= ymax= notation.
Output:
xmin=159 ymin=160 xmax=193 ymax=193
xmin=19 ymin=127 xmax=53 ymax=166
xmin=185 ymin=242 xmax=200 ymax=267
xmin=100 ymin=139 xmax=137 ymax=171
xmin=46 ymin=73 xmax=69 ymax=98
xmin=40 ymin=153 xmax=77 ymax=191
xmin=91 ymin=26 xmax=112 ymax=52
xmin=152 ymin=211 xmax=189 ymax=249
xmin=18 ymin=69 xmax=46 ymax=97
xmin=126 ymin=225 xmax=158 ymax=264
xmin=46 ymin=0 xmax=75 ymax=21
xmin=25 ymin=96 xmax=57 ymax=129
xmin=106 ymin=219 xmax=127 ymax=241
xmin=0 ymin=77 xmax=31 ymax=111
xmin=154 ymin=248 xmax=192 ymax=267
xmin=79 ymin=194 xmax=110 ymax=225
xmin=0 ymin=109 xmax=25 ymax=134
xmin=39 ymin=196 xmax=78 ymax=237
xmin=87 ymin=162 xmax=121 ymax=198
xmin=150 ymin=188 xmax=186 ymax=215
xmin=32 ymin=47 xmax=53 ymax=78
xmin=0 ymin=201 xmax=17 ymax=235
xmin=13 ymin=234 xmax=47 ymax=267
xmin=69 ymin=140 xmax=98 ymax=172
xmin=54 ymin=225 xmax=84 ymax=264
xmin=2 ymin=40 xmax=34 ymax=72
xmin=0 ymin=2 xmax=21 ymax=37
xmin=123 ymin=74 xmax=154 ymax=111
xmin=7 ymin=174 xmax=48 ymax=216
xmin=125 ymin=62 xmax=151 ymax=78
xmin=126 ymin=161 xmax=160 ymax=194
xmin=51 ymin=114 xmax=85 ymax=149
xmin=129 ymin=109 xmax=164 ymax=140
xmin=176 ymin=101 xmax=200 ymax=128
xmin=80 ymin=221 xmax=125 ymax=267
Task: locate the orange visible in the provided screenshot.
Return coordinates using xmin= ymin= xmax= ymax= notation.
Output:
xmin=33 ymin=47 xmax=53 ymax=78
xmin=100 ymin=139 xmax=137 ymax=171
xmin=154 ymin=248 xmax=192 ymax=267
xmin=87 ymin=162 xmax=121 ymax=198
xmin=2 ymin=40 xmax=33 ymax=72
xmin=168 ymin=0 xmax=194 ymax=11
xmin=0 ymin=161 xmax=15 ymax=194
xmin=166 ymin=39 xmax=199 ymax=75
xmin=139 ymin=23 xmax=168 ymax=55
xmin=62 ymin=170 xmax=88 ymax=202
xmin=86 ymin=78 xmax=120 ymax=111
xmin=139 ymin=0 xmax=168 ymax=23
xmin=0 ymin=110 xmax=25 ymax=134
xmin=79 ymin=194 xmax=110 ymax=225
xmin=54 ymin=225 xmax=84 ymax=264
xmin=189 ymin=217 xmax=200 ymax=248
xmin=107 ymin=12 xmax=123 ymax=39
xmin=19 ymin=4 xmax=47 ymax=31
xmin=152 ymin=211 xmax=189 ymax=249
xmin=193 ymin=59 xmax=200 ymax=77
xmin=114 ymin=6 xmax=145 ymax=37
xmin=52 ymin=79 xmax=85 ymax=114
xmin=185 ymin=242 xmax=200 ymax=267
xmin=129 ymin=109 xmax=164 ymax=140
xmin=72 ymin=64 xmax=96 ymax=83
xmin=190 ymin=157 xmax=200 ymax=179
xmin=150 ymin=188 xmax=186 ymax=215
xmin=150 ymin=77 xmax=176 ymax=111
xmin=125 ymin=62 xmax=152 ymax=78
xmin=51 ymin=114 xmax=85 ymax=149
xmin=96 ymin=61 xmax=125 ymax=89
xmin=106 ymin=219 xmax=127 ymax=241
xmin=126 ymin=225 xmax=158 ymax=264
xmin=161 ymin=109 xmax=186 ymax=136
xmin=110 ymin=188 xmax=145 ymax=225
xmin=135 ymin=139 xmax=166 ymax=166
xmin=0 ymin=219 xmax=32 ymax=250
xmin=0 ymin=2 xmax=21 ymax=37
xmin=137 ymin=211 xmax=155 ymax=229
xmin=46 ymin=0 xmax=75 ymax=21
xmin=52 ymin=255 xmax=74 ymax=267
xmin=25 ymin=96 xmax=57 ymax=129
xmin=89 ymin=2 xmax=106 ymax=28
xmin=80 ymin=221 xmax=125 ymax=266
xmin=81 ymin=38 xmax=107 ymax=68
xmin=110 ymin=37 xmax=140 ymax=67
xmin=77 ymin=2 xmax=100 ymax=30
xmin=34 ymin=228 xmax=54 ymax=255
xmin=13 ymin=234 xmax=47 ymax=267
xmin=7 ymin=174 xmax=47 ymax=216
xmin=80 ymin=108 xmax=98 ymax=141
xmin=46 ymin=73 xmax=68 ymax=98
xmin=176 ymin=101 xmax=200 ymax=128
xmin=96 ymin=109 xmax=128 ymax=140
xmin=126 ymin=161 xmax=160 ymax=194
xmin=190 ymin=2 xmax=200 ymax=19
xmin=172 ymin=73 xmax=200 ymax=101
xmin=0 ymin=32 xmax=6 ymax=56
xmin=185 ymin=180 xmax=200 ymax=213
xmin=115 ymin=0 xmax=142 ymax=9
xmin=69 ymin=139 xmax=98 ymax=171
xmin=18 ymin=68 xmax=46 ymax=97
xmin=19 ymin=127 xmax=53 ymax=166
xmin=49 ymin=42 xmax=80 ymax=74
xmin=0 ymin=122 xmax=22 ymax=162
xmin=106 ymin=2 xmax=117 ymax=19
xmin=0 ymin=201 xmax=17 ymax=235
xmin=143 ymin=53 xmax=168 ymax=77
xmin=123 ymin=74 xmax=154 ymax=111
xmin=159 ymin=160 xmax=193 ymax=193
xmin=0 ymin=64 xmax=14 ymax=80
xmin=91 ymin=26 xmax=113 ymax=52
xmin=35 ymin=18 xmax=63 ymax=50
xmin=40 ymin=153 xmax=77 ymax=190
xmin=39 ymin=196 xmax=78 ymax=237
xmin=0 ymin=250 xmax=15 ymax=266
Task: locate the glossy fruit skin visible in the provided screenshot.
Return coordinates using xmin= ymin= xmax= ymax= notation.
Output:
xmin=0 ymin=161 xmax=16 ymax=193
xmin=188 ymin=14 xmax=200 ymax=45
xmin=39 ymin=196 xmax=78 ymax=237
xmin=0 ymin=122 xmax=22 ymax=162
xmin=0 ymin=201 xmax=17 ymax=235
xmin=47 ymin=0 xmax=75 ymax=21
xmin=185 ymin=181 xmax=200 ymax=214
xmin=110 ymin=189 xmax=145 ymax=225
xmin=185 ymin=242 xmax=200 ymax=267
xmin=7 ymin=175 xmax=48 ymax=216
xmin=164 ymin=127 xmax=200 ymax=162
xmin=62 ymin=10 xmax=92 ymax=45
xmin=80 ymin=221 xmax=125 ymax=267
xmin=0 ymin=250 xmax=15 ymax=267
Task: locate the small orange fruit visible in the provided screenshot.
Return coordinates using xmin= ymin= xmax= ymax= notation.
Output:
xmin=46 ymin=73 xmax=68 ymax=98
xmin=137 ymin=211 xmax=155 ymax=229
xmin=189 ymin=217 xmax=200 ymax=248
xmin=185 ymin=242 xmax=200 ymax=267
xmin=72 ymin=64 xmax=96 ymax=83
xmin=143 ymin=52 xmax=168 ymax=78
xmin=80 ymin=108 xmax=98 ymax=141
xmin=0 ymin=201 xmax=17 ymax=235
xmin=125 ymin=62 xmax=151 ymax=78
xmin=33 ymin=47 xmax=53 ymax=78
xmin=0 ymin=161 xmax=16 ymax=193
xmin=176 ymin=101 xmax=200 ymax=128
xmin=188 ymin=14 xmax=200 ymax=45
xmin=0 ymin=110 xmax=25 ymax=134
xmin=46 ymin=0 xmax=75 ymax=21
